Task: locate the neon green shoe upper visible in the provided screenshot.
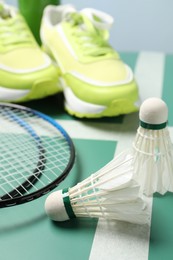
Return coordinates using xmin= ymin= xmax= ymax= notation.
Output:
xmin=41 ymin=5 xmax=139 ymax=117
xmin=41 ymin=6 xmax=133 ymax=85
xmin=0 ymin=2 xmax=60 ymax=102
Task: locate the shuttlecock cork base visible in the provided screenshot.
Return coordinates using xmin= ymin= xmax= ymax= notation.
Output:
xmin=139 ymin=97 xmax=168 ymax=129
xmin=133 ymin=97 xmax=173 ymax=196
xmin=45 ymin=151 xmax=150 ymax=225
xmin=45 ymin=189 xmax=75 ymax=221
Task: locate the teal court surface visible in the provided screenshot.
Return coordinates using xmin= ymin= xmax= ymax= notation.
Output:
xmin=0 ymin=51 xmax=173 ymax=260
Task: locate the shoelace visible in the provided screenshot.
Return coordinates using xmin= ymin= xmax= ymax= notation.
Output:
xmin=65 ymin=12 xmax=115 ymax=57
xmin=0 ymin=13 xmax=35 ymax=48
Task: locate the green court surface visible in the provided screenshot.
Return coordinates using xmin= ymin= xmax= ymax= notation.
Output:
xmin=1 ymin=51 xmax=173 ymax=260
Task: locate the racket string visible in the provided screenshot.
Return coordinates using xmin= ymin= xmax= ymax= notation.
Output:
xmin=0 ymin=105 xmax=74 ymax=204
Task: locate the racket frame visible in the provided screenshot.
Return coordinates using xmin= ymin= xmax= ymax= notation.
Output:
xmin=0 ymin=103 xmax=75 ymax=207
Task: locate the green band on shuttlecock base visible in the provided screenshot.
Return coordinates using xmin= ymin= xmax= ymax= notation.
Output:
xmin=140 ymin=120 xmax=167 ymax=130
xmin=62 ymin=188 xmax=76 ymax=219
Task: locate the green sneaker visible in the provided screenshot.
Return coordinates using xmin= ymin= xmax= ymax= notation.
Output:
xmin=41 ymin=5 xmax=139 ymax=118
xmin=0 ymin=2 xmax=60 ymax=103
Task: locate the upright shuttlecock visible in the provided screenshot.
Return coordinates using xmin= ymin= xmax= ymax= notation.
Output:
xmin=45 ymin=152 xmax=149 ymax=224
xmin=132 ymin=97 xmax=173 ymax=196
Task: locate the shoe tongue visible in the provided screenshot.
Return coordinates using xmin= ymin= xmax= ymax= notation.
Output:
xmin=61 ymin=5 xmax=76 ymax=20
xmin=80 ymin=8 xmax=114 ymax=30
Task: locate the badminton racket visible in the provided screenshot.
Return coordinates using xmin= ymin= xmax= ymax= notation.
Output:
xmin=0 ymin=103 xmax=75 ymax=207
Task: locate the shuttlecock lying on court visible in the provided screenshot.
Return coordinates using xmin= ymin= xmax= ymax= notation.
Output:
xmin=132 ymin=97 xmax=173 ymax=196
xmin=45 ymin=151 xmax=149 ymax=225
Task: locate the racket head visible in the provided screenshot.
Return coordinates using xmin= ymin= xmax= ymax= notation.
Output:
xmin=0 ymin=103 xmax=75 ymax=207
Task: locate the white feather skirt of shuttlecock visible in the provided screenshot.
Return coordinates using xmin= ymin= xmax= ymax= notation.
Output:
xmin=132 ymin=126 xmax=173 ymax=196
xmin=68 ymin=151 xmax=150 ymax=225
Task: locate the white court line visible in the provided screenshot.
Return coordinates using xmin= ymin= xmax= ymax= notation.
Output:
xmin=135 ymin=51 xmax=165 ymax=103
xmin=89 ymin=51 xmax=165 ymax=260
xmin=57 ymin=120 xmax=124 ymax=141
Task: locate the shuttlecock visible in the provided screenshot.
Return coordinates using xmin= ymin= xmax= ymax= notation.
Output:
xmin=132 ymin=97 xmax=173 ymax=196
xmin=45 ymin=151 xmax=149 ymax=225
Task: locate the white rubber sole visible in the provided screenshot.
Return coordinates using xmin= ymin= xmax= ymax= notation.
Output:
xmin=60 ymin=77 xmax=139 ymax=118
xmin=0 ymin=86 xmax=30 ymax=101
xmin=64 ymin=86 xmax=106 ymax=115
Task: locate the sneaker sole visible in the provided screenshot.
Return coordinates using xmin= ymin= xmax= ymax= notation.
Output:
xmin=0 ymin=78 xmax=62 ymax=103
xmin=62 ymin=80 xmax=140 ymax=118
